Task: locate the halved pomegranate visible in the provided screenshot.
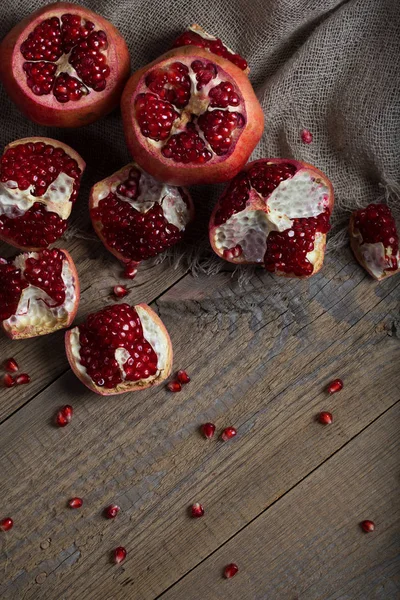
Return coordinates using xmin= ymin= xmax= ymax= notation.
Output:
xmin=0 ymin=2 xmax=130 ymax=127
xmin=0 ymin=248 xmax=79 ymax=339
xmin=209 ymin=158 xmax=334 ymax=278
xmin=0 ymin=137 xmax=85 ymax=250
xmin=65 ymin=303 xmax=172 ymax=395
xmin=89 ymin=163 xmax=194 ymax=271
xmin=349 ymin=203 xmax=399 ymax=280
xmin=121 ymin=46 xmax=264 ymax=185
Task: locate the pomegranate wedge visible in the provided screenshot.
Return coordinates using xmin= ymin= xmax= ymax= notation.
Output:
xmin=65 ymin=303 xmax=173 ymax=395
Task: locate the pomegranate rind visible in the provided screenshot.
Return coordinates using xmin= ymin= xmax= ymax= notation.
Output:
xmin=65 ymin=303 xmax=173 ymax=396
xmin=209 ymin=158 xmax=334 ymax=278
xmin=1 ymin=249 xmax=80 ymax=339
xmin=0 ymin=2 xmax=131 ymax=128
xmin=89 ymin=162 xmax=194 ymax=264
xmin=121 ymin=47 xmax=264 ymax=186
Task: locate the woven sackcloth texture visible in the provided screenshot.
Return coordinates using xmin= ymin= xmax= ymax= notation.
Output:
xmin=0 ymin=0 xmax=399 ymax=272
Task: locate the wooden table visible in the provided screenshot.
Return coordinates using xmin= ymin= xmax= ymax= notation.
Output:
xmin=1 ymin=230 xmax=399 ymax=599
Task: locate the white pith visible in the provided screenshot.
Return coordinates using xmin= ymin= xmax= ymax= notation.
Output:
xmin=352 ymin=226 xmax=399 ymax=278
xmin=214 ymin=169 xmax=330 ymax=264
xmin=3 ymin=252 xmax=76 ymax=334
xmin=0 ymin=172 xmax=75 ymax=220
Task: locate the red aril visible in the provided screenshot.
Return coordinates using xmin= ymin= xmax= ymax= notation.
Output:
xmin=349 ymin=203 xmax=399 ymax=280
xmin=0 ymin=137 xmax=85 ymax=250
xmin=65 ymin=303 xmax=173 ymax=395
xmin=201 ymin=422 xmax=216 ymax=439
xmin=4 ymin=357 xmax=19 ymax=372
xmin=68 ymin=497 xmax=83 ymax=508
xmin=224 ymin=563 xmax=239 ymax=578
xmin=0 ymin=517 xmax=14 ymax=531
xmin=113 ymin=285 xmax=128 ymax=298
xmin=209 ymin=158 xmax=334 ymax=278
xmin=104 ymin=504 xmax=120 ymax=519
xmin=113 ymin=546 xmax=127 ymax=564
xmin=190 ymin=502 xmax=205 ymax=518
xmin=56 ymin=404 xmax=73 ymax=427
xmin=221 ymin=426 xmax=237 ymax=441
xmin=124 ymin=262 xmax=139 ymax=279
xmin=3 ymin=374 xmax=15 ymax=388
xmin=15 ymin=373 xmax=31 ymax=385
xmin=318 ymin=411 xmax=333 ymax=425
xmin=90 ymin=163 xmax=194 ymax=274
xmin=327 ymin=379 xmax=343 ymax=394
xmin=177 ymin=370 xmax=190 ymax=384
xmin=167 ymin=380 xmax=182 ymax=392
xmin=0 ymin=2 xmax=130 ymax=127
xmin=0 ymin=248 xmax=79 ymax=339
xmin=121 ymin=46 xmax=264 ymax=185
xmin=360 ymin=519 xmax=375 ymax=533
xmin=301 ymin=129 xmax=313 ymax=144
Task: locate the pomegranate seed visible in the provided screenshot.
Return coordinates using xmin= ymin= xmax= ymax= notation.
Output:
xmin=0 ymin=517 xmax=13 ymax=531
xmin=191 ymin=502 xmax=205 ymax=518
xmin=113 ymin=546 xmax=127 ymax=564
xmin=221 ymin=426 xmax=237 ymax=441
xmin=301 ymin=129 xmax=313 ymax=144
xmin=327 ymin=378 xmax=343 ymax=394
xmin=15 ymin=373 xmax=30 ymax=385
xmin=113 ymin=285 xmax=128 ymax=298
xmin=360 ymin=519 xmax=375 ymax=533
xmin=318 ymin=411 xmax=333 ymax=425
xmin=124 ymin=262 xmax=139 ymax=279
xmin=104 ymin=504 xmax=120 ymax=519
xmin=3 ymin=374 xmax=15 ymax=388
xmin=167 ymin=381 xmax=181 ymax=392
xmin=201 ymin=422 xmax=216 ymax=439
xmin=177 ymin=370 xmax=190 ymax=384
xmin=4 ymin=357 xmax=19 ymax=372
xmin=224 ymin=563 xmax=239 ymax=578
xmin=56 ymin=405 xmax=73 ymax=427
xmin=68 ymin=497 xmax=83 ymax=509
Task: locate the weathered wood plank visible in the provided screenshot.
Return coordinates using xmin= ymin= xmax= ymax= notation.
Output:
xmin=161 ymin=403 xmax=400 ymax=600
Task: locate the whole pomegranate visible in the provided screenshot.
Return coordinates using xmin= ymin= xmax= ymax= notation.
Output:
xmin=65 ymin=303 xmax=172 ymax=395
xmin=0 ymin=137 xmax=85 ymax=250
xmin=121 ymin=36 xmax=264 ymax=185
xmin=90 ymin=163 xmax=194 ymax=272
xmin=0 ymin=248 xmax=79 ymax=339
xmin=0 ymin=2 xmax=130 ymax=127
xmin=209 ymin=159 xmax=334 ymax=278
xmin=349 ymin=203 xmax=399 ymax=280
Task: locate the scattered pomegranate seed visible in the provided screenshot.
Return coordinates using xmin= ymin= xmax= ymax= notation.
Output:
xmin=68 ymin=497 xmax=83 ymax=509
xmin=113 ymin=285 xmax=128 ymax=298
xmin=55 ymin=405 xmax=73 ymax=427
xmin=4 ymin=357 xmax=19 ymax=372
xmin=327 ymin=378 xmax=343 ymax=394
xmin=301 ymin=129 xmax=313 ymax=144
xmin=201 ymin=422 xmax=216 ymax=439
xmin=15 ymin=373 xmax=30 ymax=385
xmin=3 ymin=373 xmax=15 ymax=388
xmin=360 ymin=519 xmax=375 ymax=533
xmin=191 ymin=502 xmax=205 ymax=518
xmin=177 ymin=370 xmax=190 ymax=384
xmin=167 ymin=381 xmax=181 ymax=392
xmin=224 ymin=563 xmax=239 ymax=578
xmin=124 ymin=262 xmax=139 ymax=279
xmin=0 ymin=517 xmax=13 ymax=531
xmin=104 ymin=504 xmax=120 ymax=519
xmin=113 ymin=546 xmax=127 ymax=564
xmin=318 ymin=411 xmax=333 ymax=425
xmin=221 ymin=426 xmax=237 ymax=441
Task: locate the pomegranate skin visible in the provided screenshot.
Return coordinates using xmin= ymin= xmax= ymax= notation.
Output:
xmin=121 ymin=46 xmax=264 ymax=186
xmin=0 ymin=2 xmax=130 ymax=128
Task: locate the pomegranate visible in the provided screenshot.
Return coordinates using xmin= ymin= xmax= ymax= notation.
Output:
xmin=349 ymin=203 xmax=399 ymax=280
xmin=65 ymin=303 xmax=173 ymax=395
xmin=0 ymin=2 xmax=130 ymax=128
xmin=121 ymin=44 xmax=264 ymax=185
xmin=209 ymin=159 xmax=334 ymax=278
xmin=0 ymin=248 xmax=79 ymax=339
xmin=90 ymin=163 xmax=194 ymax=271
xmin=0 ymin=137 xmax=85 ymax=250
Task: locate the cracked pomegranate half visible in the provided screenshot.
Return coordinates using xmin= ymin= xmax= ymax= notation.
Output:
xmin=0 ymin=2 xmax=130 ymax=127
xmin=349 ymin=203 xmax=399 ymax=280
xmin=209 ymin=158 xmax=334 ymax=278
xmin=0 ymin=137 xmax=85 ymax=250
xmin=121 ymin=45 xmax=264 ymax=185
xmin=90 ymin=163 xmax=194 ymax=270
xmin=0 ymin=248 xmax=79 ymax=339
xmin=65 ymin=303 xmax=172 ymax=395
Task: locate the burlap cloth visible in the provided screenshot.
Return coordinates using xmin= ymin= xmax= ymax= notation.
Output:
xmin=1 ymin=0 xmax=399 ymax=274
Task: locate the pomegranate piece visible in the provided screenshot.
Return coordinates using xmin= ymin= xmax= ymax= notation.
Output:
xmin=167 ymin=381 xmax=182 ymax=392
xmin=224 ymin=563 xmax=239 ymax=578
xmin=301 ymin=129 xmax=313 ymax=144
xmin=3 ymin=374 xmax=15 ymax=388
xmin=90 ymin=163 xmax=194 ymax=273
xmin=113 ymin=546 xmax=127 ymax=564
xmin=0 ymin=517 xmax=14 ymax=531
xmin=56 ymin=405 xmax=73 ymax=427
xmin=0 ymin=3 xmax=130 ymax=128
xmin=318 ymin=411 xmax=333 ymax=425
xmin=121 ymin=45 xmax=264 ymax=186
xmin=0 ymin=137 xmax=85 ymax=250
xmin=201 ymin=422 xmax=216 ymax=439
xmin=191 ymin=502 xmax=205 ymax=518
xmin=104 ymin=504 xmax=120 ymax=519
xmin=327 ymin=379 xmax=343 ymax=394
xmin=113 ymin=285 xmax=128 ymax=298
xmin=0 ymin=248 xmax=80 ymax=340
xmin=349 ymin=203 xmax=400 ymax=280
xmin=360 ymin=519 xmax=375 ymax=533
xmin=177 ymin=370 xmax=190 ymax=384
xmin=209 ymin=158 xmax=334 ymax=278
xmin=221 ymin=426 xmax=237 ymax=441
xmin=4 ymin=358 xmax=19 ymax=372
xmin=68 ymin=497 xmax=83 ymax=508
xmin=65 ymin=303 xmax=173 ymax=396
